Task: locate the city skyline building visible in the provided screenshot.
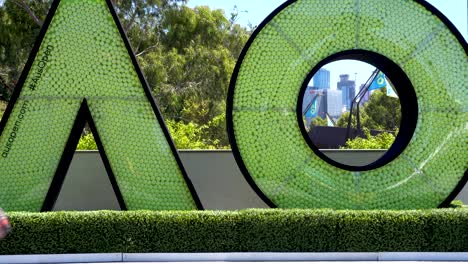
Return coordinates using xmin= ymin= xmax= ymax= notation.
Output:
xmin=302 ymin=87 xmax=342 ymax=127
xmin=337 ymin=74 xmax=356 ymax=111
xmin=313 ymin=68 xmax=330 ymax=90
xmin=325 ymin=89 xmax=342 ymax=118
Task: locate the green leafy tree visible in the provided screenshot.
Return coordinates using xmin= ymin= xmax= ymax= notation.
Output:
xmin=307 ymin=117 xmax=327 ymax=131
xmin=0 ymin=0 xmax=50 ymax=99
xmin=336 ymin=89 xmax=401 ymax=131
xmin=333 ymin=88 xmax=401 ymax=149
xmin=77 ymin=133 xmax=98 ymax=150
xmin=141 ymin=5 xmax=249 ymax=148
xmin=363 ymin=88 xmax=401 ymax=131
xmin=0 ymin=0 xmax=250 ymax=149
xmin=336 ymin=110 xmax=378 ymax=130
xmin=0 ymin=100 xmax=6 ymax=120
xmin=166 ymin=119 xmax=216 ymax=149
xmin=341 ymin=128 xmax=396 ymax=150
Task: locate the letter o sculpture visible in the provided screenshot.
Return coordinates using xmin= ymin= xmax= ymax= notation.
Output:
xmin=227 ymin=0 xmax=467 ymax=209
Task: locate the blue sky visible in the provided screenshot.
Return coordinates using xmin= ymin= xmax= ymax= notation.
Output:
xmin=187 ymin=0 xmax=467 ymax=89
xmin=186 ymin=0 xmax=467 ymax=39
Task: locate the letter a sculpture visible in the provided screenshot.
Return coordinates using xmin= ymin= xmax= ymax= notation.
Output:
xmin=0 ymin=0 xmax=202 ymax=211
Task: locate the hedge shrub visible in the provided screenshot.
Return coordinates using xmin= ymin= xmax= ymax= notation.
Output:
xmin=0 ymin=208 xmax=467 ymax=254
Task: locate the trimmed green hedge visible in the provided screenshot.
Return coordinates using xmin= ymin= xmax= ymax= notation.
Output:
xmin=0 ymin=208 xmax=467 ymax=254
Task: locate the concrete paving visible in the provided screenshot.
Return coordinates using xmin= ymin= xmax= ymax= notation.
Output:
xmin=58 ymin=262 xmax=468 ymax=264
xmin=1 ymin=253 xmax=468 ymax=264
xmin=60 ymin=261 xmax=468 ymax=264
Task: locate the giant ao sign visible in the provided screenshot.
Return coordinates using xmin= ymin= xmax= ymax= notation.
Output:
xmin=0 ymin=0 xmax=466 ymax=211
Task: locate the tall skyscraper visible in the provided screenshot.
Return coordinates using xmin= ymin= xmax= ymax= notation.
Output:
xmin=337 ymin=74 xmax=356 ymax=111
xmin=326 ymin=89 xmax=342 ymax=118
xmin=313 ymin=68 xmax=330 ymax=90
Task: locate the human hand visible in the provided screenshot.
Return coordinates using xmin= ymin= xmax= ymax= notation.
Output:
xmin=0 ymin=210 xmax=11 ymax=239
